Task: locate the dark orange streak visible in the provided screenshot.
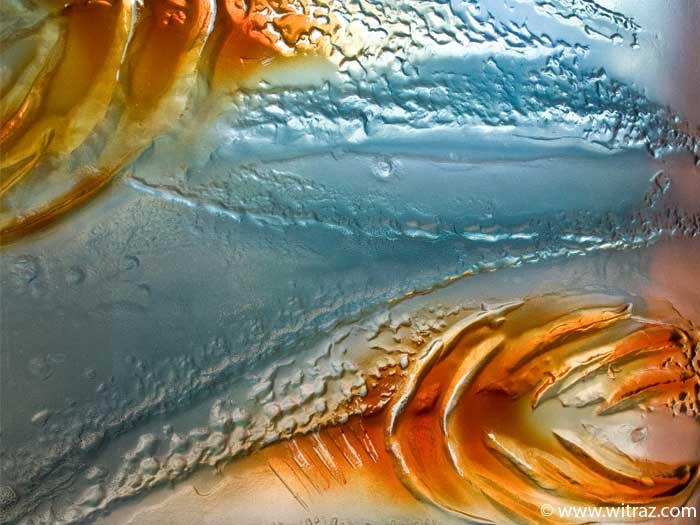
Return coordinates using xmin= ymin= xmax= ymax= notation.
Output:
xmin=0 ymin=168 xmax=115 ymax=245
xmin=0 ymin=93 xmax=40 ymax=150
xmin=204 ymin=0 xmax=283 ymax=88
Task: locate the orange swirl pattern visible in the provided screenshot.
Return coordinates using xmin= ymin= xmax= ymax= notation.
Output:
xmin=383 ymin=293 xmax=700 ymax=523
xmin=0 ymin=0 xmax=339 ymax=243
xmin=237 ymin=293 xmax=700 ymax=524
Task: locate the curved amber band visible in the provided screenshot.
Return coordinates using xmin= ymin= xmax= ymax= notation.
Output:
xmin=0 ymin=0 xmax=339 ymax=244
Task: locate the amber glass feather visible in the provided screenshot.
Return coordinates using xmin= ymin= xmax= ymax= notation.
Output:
xmin=0 ymin=0 xmax=338 ymax=243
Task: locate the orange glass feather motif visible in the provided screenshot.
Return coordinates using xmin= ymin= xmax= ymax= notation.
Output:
xmin=0 ymin=0 xmax=339 ymax=243
xmin=1 ymin=1 xmax=699 ymax=524
xmin=100 ymin=292 xmax=700 ymax=524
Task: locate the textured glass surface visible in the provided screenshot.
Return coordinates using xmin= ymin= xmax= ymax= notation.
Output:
xmin=0 ymin=0 xmax=699 ymax=524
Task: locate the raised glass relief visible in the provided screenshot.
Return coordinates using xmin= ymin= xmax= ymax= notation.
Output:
xmin=1 ymin=1 xmax=698 ymax=524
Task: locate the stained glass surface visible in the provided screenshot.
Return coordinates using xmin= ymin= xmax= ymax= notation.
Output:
xmin=1 ymin=1 xmax=699 ymax=524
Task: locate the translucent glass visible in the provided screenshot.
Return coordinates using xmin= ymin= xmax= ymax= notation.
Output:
xmin=1 ymin=1 xmax=698 ymax=524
